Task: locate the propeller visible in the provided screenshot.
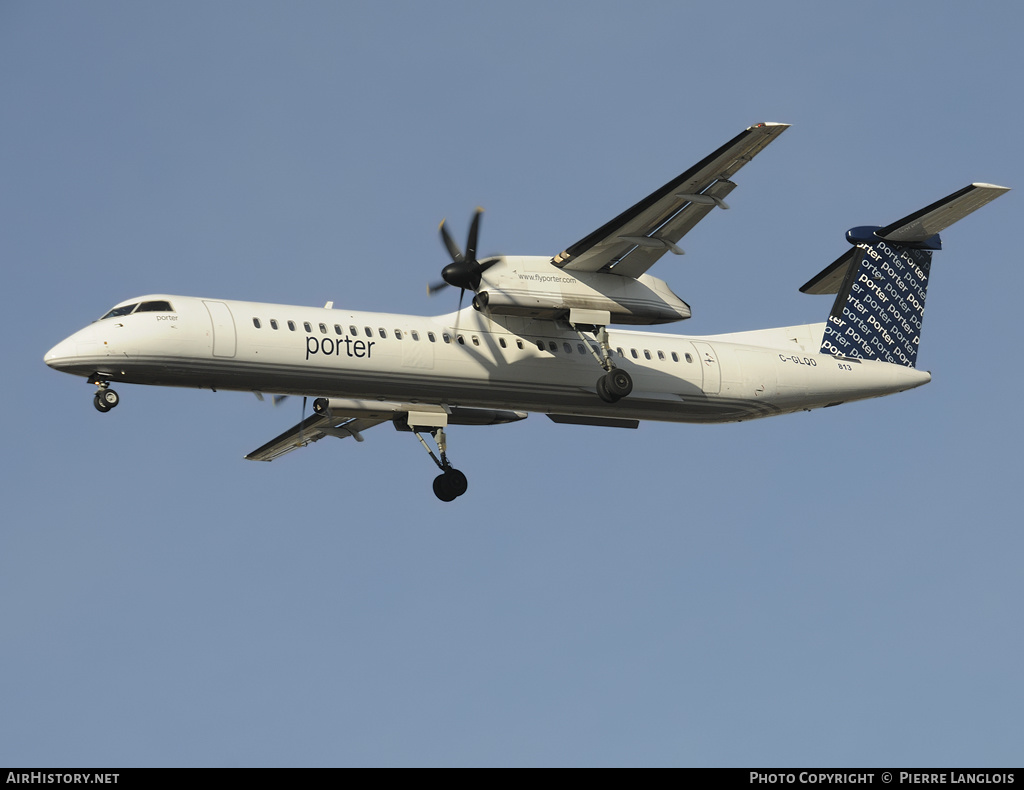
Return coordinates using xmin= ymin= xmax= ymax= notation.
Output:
xmin=428 ymin=208 xmax=500 ymax=310
xmin=254 ymin=392 xmax=290 ymax=406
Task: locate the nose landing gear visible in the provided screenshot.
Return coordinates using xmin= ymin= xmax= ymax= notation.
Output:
xmin=92 ymin=383 xmax=120 ymax=413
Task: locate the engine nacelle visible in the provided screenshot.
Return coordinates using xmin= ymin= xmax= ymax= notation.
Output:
xmin=475 ymin=256 xmax=691 ymax=325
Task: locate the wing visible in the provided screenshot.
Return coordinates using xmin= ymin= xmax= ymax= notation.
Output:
xmin=551 ymin=122 xmax=789 ymax=278
xmin=245 ymin=412 xmax=389 ymax=461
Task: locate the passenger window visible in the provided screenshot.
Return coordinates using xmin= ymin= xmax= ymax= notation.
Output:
xmin=379 ymin=328 xmax=387 ymax=338
xmin=563 ymin=342 xmax=572 ymax=353
xmin=472 ymin=336 xmax=480 ymax=346
xmin=253 ymin=318 xmax=261 ymax=328
xmin=428 ymin=332 xmax=436 ymax=342
xmin=617 ymin=347 xmax=624 ymax=357
xmin=499 ymin=337 xmax=507 ymax=348
xmin=270 ymin=319 xmax=279 ymax=330
xmin=671 ymin=351 xmax=678 ymax=362
xmin=631 ymin=349 xmax=638 ymax=359
xmin=549 ymin=341 xmax=557 ymax=352
xmin=350 ymin=325 xmax=358 ymax=335
xmin=287 ymin=321 xmax=296 ymax=331
xmin=516 ymin=340 xmax=524 ymax=350
xmin=443 ymin=333 xmax=451 ymax=344
xmin=411 ymin=330 xmax=419 ymax=341
xmin=304 ymin=322 xmax=312 ymax=332
xmin=457 ymin=335 xmax=465 ymax=345
xmin=578 ymin=344 xmax=586 ymax=354
xmin=334 ymin=324 xmax=343 ymax=335
xmin=364 ymin=327 xmax=372 ymax=337
xmin=685 ymin=353 xmax=693 ymax=363
xmin=319 ymin=323 xmax=327 ymax=334
xmin=395 ymin=329 xmax=403 ymax=340
xmin=644 ymin=350 xmax=651 ymax=360
xmin=658 ymin=350 xmax=665 ymax=361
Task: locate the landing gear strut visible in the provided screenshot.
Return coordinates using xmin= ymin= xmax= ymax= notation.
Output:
xmin=413 ymin=426 xmax=469 ymax=502
xmin=572 ymin=322 xmax=633 ymax=404
xmin=92 ymin=382 xmax=120 ymax=413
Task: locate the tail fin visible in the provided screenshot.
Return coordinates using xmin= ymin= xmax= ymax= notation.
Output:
xmin=801 ymin=183 xmax=1009 ymax=367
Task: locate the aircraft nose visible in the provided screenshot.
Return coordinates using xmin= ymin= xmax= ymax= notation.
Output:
xmin=44 ymin=336 xmax=77 ymax=370
xmin=44 ymin=324 xmax=97 ymax=372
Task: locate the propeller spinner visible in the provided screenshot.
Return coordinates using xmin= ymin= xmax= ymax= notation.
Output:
xmin=428 ymin=208 xmax=499 ymax=309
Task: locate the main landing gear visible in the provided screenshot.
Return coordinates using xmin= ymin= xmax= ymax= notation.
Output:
xmin=412 ymin=425 xmax=469 ymax=502
xmin=92 ymin=382 xmax=120 ymax=413
xmin=572 ymin=322 xmax=633 ymax=404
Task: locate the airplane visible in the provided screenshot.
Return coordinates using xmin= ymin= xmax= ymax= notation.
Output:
xmin=44 ymin=123 xmax=1009 ymax=501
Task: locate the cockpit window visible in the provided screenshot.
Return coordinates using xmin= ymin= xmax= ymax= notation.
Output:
xmin=135 ymin=300 xmax=174 ymax=313
xmin=100 ymin=300 xmax=174 ymax=320
xmin=100 ymin=303 xmax=139 ymax=320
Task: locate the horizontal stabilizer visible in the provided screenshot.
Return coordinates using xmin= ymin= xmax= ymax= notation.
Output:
xmin=878 ymin=183 xmax=1009 ymax=243
xmin=800 ymin=248 xmax=863 ymax=295
xmin=801 ymin=183 xmax=1010 ymax=295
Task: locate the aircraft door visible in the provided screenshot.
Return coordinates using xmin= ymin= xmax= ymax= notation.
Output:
xmin=691 ymin=341 xmax=720 ymax=394
xmin=401 ymin=333 xmax=434 ymax=370
xmin=737 ymin=349 xmax=778 ymax=400
xmin=203 ymin=300 xmax=236 ymax=358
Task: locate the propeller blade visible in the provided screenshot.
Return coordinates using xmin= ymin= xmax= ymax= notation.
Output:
xmin=255 ymin=392 xmax=290 ymax=406
xmin=478 ymin=256 xmax=501 ymax=275
xmin=427 ymin=279 xmax=450 ymax=296
xmin=465 ymin=207 xmax=483 ymax=263
xmin=454 ymin=288 xmax=467 ymax=334
xmin=439 ymin=219 xmax=463 ymax=262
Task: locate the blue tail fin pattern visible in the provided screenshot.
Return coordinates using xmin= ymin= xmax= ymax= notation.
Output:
xmin=821 ymin=237 xmax=931 ymax=367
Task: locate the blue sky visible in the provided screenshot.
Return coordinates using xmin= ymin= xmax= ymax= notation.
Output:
xmin=3 ymin=1 xmax=1022 ymax=767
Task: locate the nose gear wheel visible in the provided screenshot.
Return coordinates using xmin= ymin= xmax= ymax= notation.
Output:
xmin=92 ymin=382 xmax=120 ymax=413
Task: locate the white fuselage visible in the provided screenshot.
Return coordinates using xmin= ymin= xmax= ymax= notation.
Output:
xmin=44 ymin=294 xmax=931 ymax=424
